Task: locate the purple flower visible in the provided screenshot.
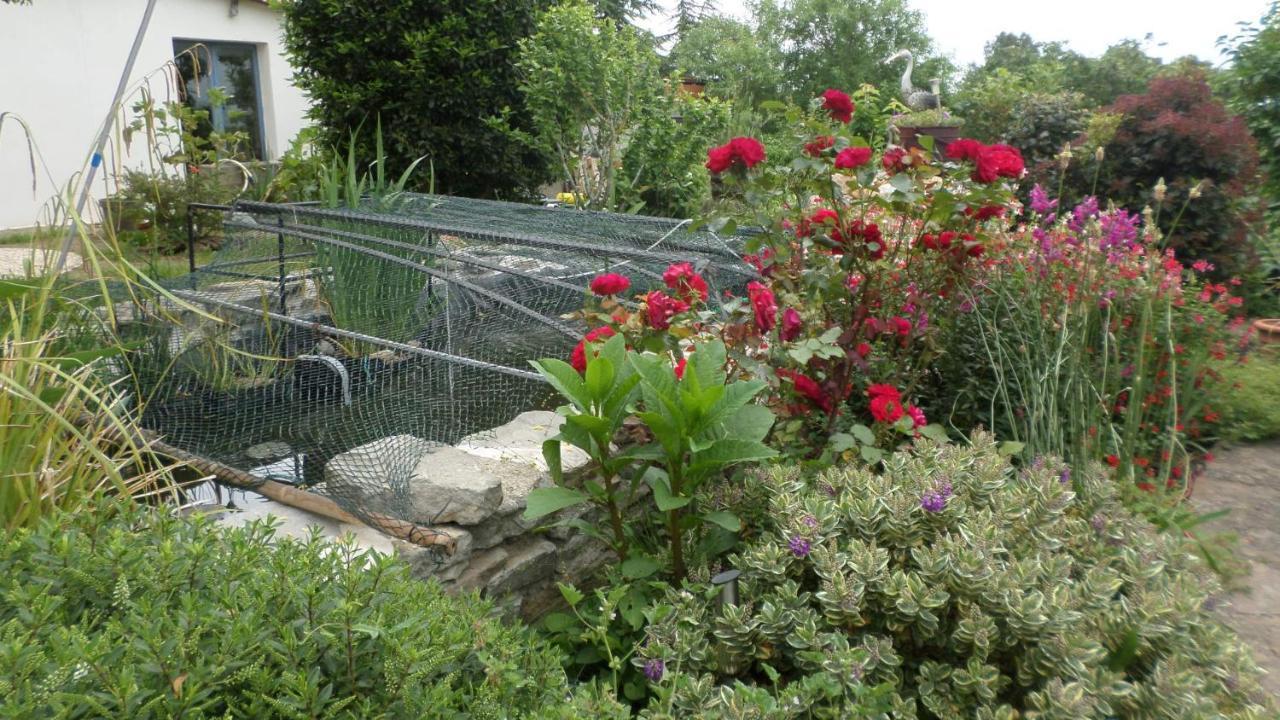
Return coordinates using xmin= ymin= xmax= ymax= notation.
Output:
xmin=802 ymin=515 xmax=818 ymax=529
xmin=643 ymin=658 xmax=665 ymax=682
xmin=1030 ymin=184 xmax=1059 ymax=216
xmin=1068 ymin=196 xmax=1099 ymax=233
xmin=1059 ymin=467 xmax=1071 ymax=484
xmin=1099 ymin=209 xmax=1139 ymax=251
xmin=789 ymin=536 xmax=812 ymax=558
xmin=1091 ymin=514 xmax=1107 ymax=533
xmin=920 ymin=480 xmax=952 ymax=513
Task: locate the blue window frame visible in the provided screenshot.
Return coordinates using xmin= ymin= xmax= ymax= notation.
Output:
xmin=173 ymin=39 xmax=266 ymax=159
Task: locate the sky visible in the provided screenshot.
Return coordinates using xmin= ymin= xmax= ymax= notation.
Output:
xmin=640 ymin=0 xmax=1273 ymax=68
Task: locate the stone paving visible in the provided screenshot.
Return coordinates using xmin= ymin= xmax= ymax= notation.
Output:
xmin=1193 ymin=441 xmax=1280 ymax=699
xmin=0 ymin=246 xmax=81 ymax=277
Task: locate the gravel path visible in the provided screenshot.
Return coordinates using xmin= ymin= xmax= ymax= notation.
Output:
xmin=1194 ymin=441 xmax=1280 ymax=698
xmin=0 ymin=246 xmax=82 ymax=277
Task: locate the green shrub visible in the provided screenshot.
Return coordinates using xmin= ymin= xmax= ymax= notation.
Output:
xmin=1217 ymin=348 xmax=1280 ymax=443
xmin=634 ymin=435 xmax=1274 ymax=718
xmin=0 ymin=499 xmax=580 ymax=719
xmin=278 ymin=0 xmax=552 ymax=200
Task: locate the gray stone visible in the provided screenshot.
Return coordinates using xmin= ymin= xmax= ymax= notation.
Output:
xmin=454 ymin=547 xmax=510 ymax=592
xmin=407 ymin=446 xmax=537 ymax=525
xmin=246 ymin=441 xmax=292 ymax=461
xmin=487 ymin=537 xmax=558 ymax=596
xmin=212 ymin=490 xmax=396 ymax=556
xmin=324 ymin=434 xmax=437 ymax=498
xmin=457 ymin=410 xmax=590 ymax=475
xmin=556 ymin=531 xmax=616 ymax=580
xmin=395 ymin=525 xmax=473 ymax=582
xmin=470 ymin=508 xmax=538 ymax=550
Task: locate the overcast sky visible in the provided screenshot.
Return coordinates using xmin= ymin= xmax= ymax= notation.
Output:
xmin=640 ymin=0 xmax=1273 ymax=68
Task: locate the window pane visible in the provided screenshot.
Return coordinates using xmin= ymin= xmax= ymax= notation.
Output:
xmin=172 ymin=40 xmax=264 ymax=160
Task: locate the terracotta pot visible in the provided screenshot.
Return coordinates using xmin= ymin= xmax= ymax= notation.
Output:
xmin=679 ymin=77 xmax=706 ymax=97
xmin=1254 ymin=318 xmax=1280 ymax=344
xmin=896 ymin=125 xmax=962 ymax=155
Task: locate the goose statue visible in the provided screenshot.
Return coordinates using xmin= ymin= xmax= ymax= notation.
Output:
xmin=884 ymin=50 xmax=939 ymax=111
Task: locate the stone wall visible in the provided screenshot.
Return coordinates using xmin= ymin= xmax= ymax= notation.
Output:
xmin=220 ymin=410 xmax=618 ymax=621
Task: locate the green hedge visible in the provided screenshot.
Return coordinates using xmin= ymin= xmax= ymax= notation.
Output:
xmin=0 ymin=500 xmax=578 ymax=719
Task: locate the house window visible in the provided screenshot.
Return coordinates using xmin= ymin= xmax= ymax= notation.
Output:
xmin=173 ymin=40 xmax=265 ymax=159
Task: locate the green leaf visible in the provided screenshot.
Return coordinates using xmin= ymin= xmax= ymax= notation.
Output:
xmin=851 ymin=424 xmax=876 ymax=446
xmin=542 ymin=439 xmax=562 ymax=485
xmin=998 ymin=441 xmax=1026 ymax=457
xmin=530 ymin=358 xmax=589 ymax=409
xmin=918 ymin=423 xmax=950 ymax=444
xmin=688 ymin=339 xmax=728 ymax=389
xmin=523 ymin=487 xmax=588 ymax=520
xmin=719 ymin=403 xmax=775 ymax=443
xmin=565 ymin=413 xmax=612 ymax=439
xmin=543 ymin=612 xmax=578 ymax=632
xmin=558 ymin=582 xmax=585 ymax=607
xmin=702 ymin=511 xmax=741 ymax=532
xmin=860 ymin=446 xmax=884 ymax=464
xmin=583 ymin=354 xmax=615 ymax=401
xmin=646 ymin=468 xmax=690 ymax=511
xmin=829 ymin=433 xmax=856 ymax=452
xmin=620 ymin=556 xmax=661 ymax=579
xmin=1106 ymin=629 xmax=1140 ymax=672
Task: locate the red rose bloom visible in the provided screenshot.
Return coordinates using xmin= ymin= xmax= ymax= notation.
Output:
xmin=570 ymin=326 xmax=617 ymax=373
xmin=799 ymin=208 xmax=843 ymax=241
xmin=747 ymin=281 xmax=778 ymax=333
xmin=662 ymin=262 xmax=709 ymax=302
xmin=944 ymin=138 xmax=984 ymax=162
xmin=777 ymin=368 xmax=834 ymax=414
xmin=856 ymin=342 xmax=872 ymax=357
xmin=780 ymin=307 xmax=802 ymax=341
xmin=870 ymin=395 xmax=905 ymax=423
xmin=970 ymin=205 xmax=1006 ymax=221
xmin=890 ymin=316 xmax=912 ymax=336
xmin=707 ymin=137 xmax=767 ymax=173
xmin=674 ymin=356 xmax=687 ymax=379
xmin=881 ymin=146 xmax=908 ymax=173
xmin=803 ymin=135 xmax=835 ymax=157
xmin=972 ymin=144 xmax=1024 ymax=183
xmin=589 ymin=273 xmax=631 ymax=296
xmin=645 ymin=291 xmax=689 ymax=330
xmin=834 ymin=146 xmax=873 ymax=170
xmin=866 ymin=384 xmax=901 ymax=402
xmin=821 ymin=88 xmax=855 ymax=123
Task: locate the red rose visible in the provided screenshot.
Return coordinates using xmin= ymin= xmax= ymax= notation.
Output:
xmin=803 ymin=135 xmax=835 ymax=157
xmin=973 ymin=144 xmax=1024 ymax=183
xmin=881 ymin=146 xmax=908 ymax=173
xmin=866 ymin=384 xmax=901 ymax=402
xmin=780 ymin=307 xmax=802 ymax=341
xmin=674 ymin=356 xmax=687 ymax=379
xmin=570 ymin=325 xmax=617 ymax=373
xmin=1105 ymin=454 xmax=1120 ymax=467
xmin=589 ymin=273 xmax=631 ymax=296
xmin=890 ymin=316 xmax=912 ymax=336
xmin=777 ymin=368 xmax=834 ymax=414
xmin=970 ymin=205 xmax=1006 ymax=221
xmin=944 ymin=138 xmax=984 ymax=162
xmin=662 ymin=262 xmax=709 ymax=302
xmin=707 ymin=136 xmax=767 ymax=173
xmin=821 ymin=88 xmax=855 ymax=124
xmin=856 ymin=342 xmax=872 ymax=357
xmin=870 ymin=395 xmax=905 ymax=423
xmin=747 ymin=281 xmax=778 ymax=333
xmin=800 ymin=208 xmax=843 ymax=241
xmin=705 ymin=144 xmax=734 ymax=173
xmin=834 ymin=146 xmax=872 ymax=170
xmin=645 ymin=291 xmax=689 ymax=330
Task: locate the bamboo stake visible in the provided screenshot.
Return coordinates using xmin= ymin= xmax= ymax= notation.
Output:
xmin=100 ymin=419 xmax=457 ymax=554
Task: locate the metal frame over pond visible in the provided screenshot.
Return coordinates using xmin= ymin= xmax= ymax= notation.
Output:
xmin=135 ymin=194 xmax=750 ymax=542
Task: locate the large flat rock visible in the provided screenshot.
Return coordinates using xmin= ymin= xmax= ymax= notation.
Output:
xmin=457 ymin=410 xmax=591 ymax=474
xmin=212 ymin=489 xmax=396 ymax=556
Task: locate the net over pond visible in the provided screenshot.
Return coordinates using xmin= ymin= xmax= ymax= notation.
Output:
xmin=130 ymin=194 xmax=751 ymax=538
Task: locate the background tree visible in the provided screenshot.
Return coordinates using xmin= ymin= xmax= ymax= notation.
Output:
xmin=665 ymin=15 xmax=786 ymax=106
xmin=1222 ymin=2 xmax=1280 ymax=208
xmin=753 ymin=0 xmax=951 ymax=104
xmin=278 ymin=0 xmax=552 ymax=199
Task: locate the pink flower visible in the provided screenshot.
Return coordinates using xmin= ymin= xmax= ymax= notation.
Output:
xmin=570 ymin=326 xmax=617 ymax=373
xmin=821 ymin=88 xmax=855 ymax=123
xmin=645 ymin=291 xmax=689 ymax=330
xmin=834 ymin=146 xmax=872 ymax=169
xmin=780 ymin=308 xmax=802 ymax=341
xmin=589 ymin=273 xmax=631 ymax=296
xmin=663 ymin=262 xmax=710 ymax=303
xmin=747 ymin=281 xmax=778 ymax=333
xmin=906 ymin=404 xmax=927 ymax=429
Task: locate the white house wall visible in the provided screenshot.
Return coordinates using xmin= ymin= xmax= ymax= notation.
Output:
xmin=0 ymin=0 xmax=310 ymax=230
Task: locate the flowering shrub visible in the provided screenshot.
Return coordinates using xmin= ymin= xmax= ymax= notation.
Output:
xmin=634 ymin=435 xmax=1274 ymax=718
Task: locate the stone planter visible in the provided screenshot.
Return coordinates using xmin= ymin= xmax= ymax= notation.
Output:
xmin=1254 ymin=318 xmax=1280 ymax=344
xmin=895 ymin=125 xmax=962 ymax=155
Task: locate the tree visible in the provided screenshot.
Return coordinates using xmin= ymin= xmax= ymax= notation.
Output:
xmin=277 ymin=0 xmax=552 ymax=199
xmin=752 ymin=0 xmax=951 ymax=104
xmin=1222 ymin=1 xmax=1280 ymax=202
xmin=666 ymin=14 xmax=786 ymax=106
xmin=514 ymin=1 xmax=662 ymax=211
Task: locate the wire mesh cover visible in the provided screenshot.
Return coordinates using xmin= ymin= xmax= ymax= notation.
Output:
xmin=136 ymin=194 xmax=750 ymax=535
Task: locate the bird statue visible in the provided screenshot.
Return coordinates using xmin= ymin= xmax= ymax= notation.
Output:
xmin=884 ymin=50 xmax=940 ymax=111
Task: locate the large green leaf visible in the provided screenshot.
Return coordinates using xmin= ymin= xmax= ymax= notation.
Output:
xmin=687 ymin=438 xmax=777 ymax=477
xmin=702 ymin=511 xmax=742 ymax=532
xmin=687 ymin=339 xmax=727 ymax=389
xmin=530 ymin=358 xmax=589 ymax=409
xmin=583 ymin=353 xmax=615 ymax=402
xmin=646 ymin=468 xmax=690 ymax=511
xmin=542 ymin=439 xmax=563 ymax=485
xmin=523 ymin=487 xmax=589 ymax=520
xmin=619 ymin=555 xmax=661 ymax=579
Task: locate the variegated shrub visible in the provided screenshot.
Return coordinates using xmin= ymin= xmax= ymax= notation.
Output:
xmin=635 ymin=433 xmax=1273 ymax=719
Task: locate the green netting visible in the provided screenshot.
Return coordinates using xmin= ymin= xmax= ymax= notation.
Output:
xmin=129 ymin=194 xmax=750 ymax=537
